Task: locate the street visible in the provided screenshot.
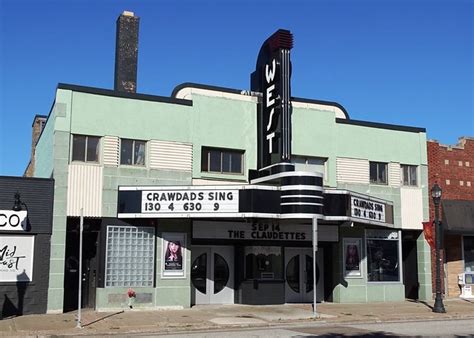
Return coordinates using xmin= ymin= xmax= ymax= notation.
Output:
xmin=154 ymin=318 xmax=474 ymax=337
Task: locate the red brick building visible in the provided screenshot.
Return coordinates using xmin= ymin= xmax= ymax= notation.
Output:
xmin=427 ymin=137 xmax=474 ymax=298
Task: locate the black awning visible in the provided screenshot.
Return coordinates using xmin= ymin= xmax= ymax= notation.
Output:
xmin=442 ymin=200 xmax=474 ymax=233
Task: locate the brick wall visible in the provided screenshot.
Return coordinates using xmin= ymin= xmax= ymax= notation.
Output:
xmin=24 ymin=116 xmax=46 ymax=177
xmin=427 ymin=137 xmax=474 ymax=297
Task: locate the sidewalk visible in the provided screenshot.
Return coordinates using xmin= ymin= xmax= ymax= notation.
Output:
xmin=0 ymin=299 xmax=473 ymax=336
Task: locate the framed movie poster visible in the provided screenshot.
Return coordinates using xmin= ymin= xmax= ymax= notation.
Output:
xmin=162 ymin=232 xmax=186 ymax=278
xmin=343 ymin=238 xmax=362 ymax=277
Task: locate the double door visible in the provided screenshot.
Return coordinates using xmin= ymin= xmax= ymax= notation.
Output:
xmin=285 ymin=248 xmax=324 ymax=303
xmin=191 ymin=246 xmax=234 ymax=305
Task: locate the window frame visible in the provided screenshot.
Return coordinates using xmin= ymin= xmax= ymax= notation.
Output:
xmin=401 ymin=164 xmax=418 ymax=187
xmin=120 ymin=138 xmax=147 ymax=166
xmin=369 ymin=161 xmax=388 ymax=185
xmin=71 ymin=134 xmax=100 ymax=163
xmin=201 ymin=147 xmax=244 ymax=175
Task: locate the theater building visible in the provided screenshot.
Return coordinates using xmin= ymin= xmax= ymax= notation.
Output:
xmin=32 ymin=12 xmax=432 ymax=313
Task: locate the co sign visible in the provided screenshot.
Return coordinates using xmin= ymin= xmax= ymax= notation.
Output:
xmin=0 ymin=210 xmax=28 ymax=231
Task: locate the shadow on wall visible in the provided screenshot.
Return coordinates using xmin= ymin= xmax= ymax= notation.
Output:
xmin=1 ymin=270 xmax=29 ymax=319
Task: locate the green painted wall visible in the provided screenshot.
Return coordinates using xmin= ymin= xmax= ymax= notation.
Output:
xmin=292 ymin=107 xmax=427 ymax=190
xmin=96 ymin=221 xmax=191 ymax=311
xmin=335 ymin=123 xmax=427 ymax=165
xmin=102 ymin=167 xmax=192 ymax=217
xmin=46 ymin=129 xmax=70 ymax=312
xmin=417 ymin=231 xmax=433 ymax=301
xmin=68 ymin=91 xmax=257 ymax=182
xmin=333 ymin=227 xmax=406 ymax=303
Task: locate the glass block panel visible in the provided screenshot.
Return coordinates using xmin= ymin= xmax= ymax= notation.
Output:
xmin=105 ymin=225 xmax=155 ymax=287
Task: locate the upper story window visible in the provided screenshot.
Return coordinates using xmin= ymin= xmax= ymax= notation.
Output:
xmin=401 ymin=164 xmax=418 ymax=186
xmin=201 ymin=147 xmax=244 ymax=174
xmin=369 ymin=161 xmax=387 ymax=185
xmin=72 ymin=135 xmax=100 ymax=163
xmin=121 ymin=139 xmax=146 ymax=166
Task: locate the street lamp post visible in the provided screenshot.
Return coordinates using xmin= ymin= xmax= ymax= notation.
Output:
xmin=431 ymin=183 xmax=446 ymax=313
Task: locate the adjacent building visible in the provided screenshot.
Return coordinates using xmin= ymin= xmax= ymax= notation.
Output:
xmin=0 ymin=176 xmax=54 ymax=318
xmin=31 ymin=11 xmax=432 ymax=313
xmin=427 ymin=137 xmax=474 ymax=298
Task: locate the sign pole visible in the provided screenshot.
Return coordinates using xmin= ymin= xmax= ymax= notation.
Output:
xmin=312 ymin=216 xmax=318 ymax=319
xmin=76 ymin=208 xmax=83 ymax=329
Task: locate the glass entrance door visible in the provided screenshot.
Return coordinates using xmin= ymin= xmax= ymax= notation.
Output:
xmin=191 ymin=246 xmax=234 ymax=305
xmin=284 ymin=248 xmax=324 ymax=303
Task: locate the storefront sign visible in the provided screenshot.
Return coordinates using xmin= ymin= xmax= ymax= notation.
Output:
xmin=141 ymin=189 xmax=239 ymax=215
xmin=351 ymin=196 xmax=385 ymax=223
xmin=193 ymin=221 xmax=339 ymax=242
xmin=0 ymin=210 xmax=28 ymax=231
xmin=0 ymin=235 xmax=34 ymax=282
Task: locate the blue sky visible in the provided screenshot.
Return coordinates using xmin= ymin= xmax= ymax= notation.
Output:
xmin=1 ymin=0 xmax=473 ymax=176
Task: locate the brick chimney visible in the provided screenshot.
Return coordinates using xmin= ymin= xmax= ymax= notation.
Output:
xmin=114 ymin=11 xmax=139 ymax=93
xmin=24 ymin=115 xmax=47 ymax=177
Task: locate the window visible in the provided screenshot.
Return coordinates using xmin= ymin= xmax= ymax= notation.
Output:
xmin=201 ymin=147 xmax=244 ymax=174
xmin=370 ymin=161 xmax=387 ymax=184
xmin=464 ymin=236 xmax=474 ymax=272
xmin=105 ymin=225 xmax=155 ymax=287
xmin=401 ymin=164 xmax=417 ymax=186
xmin=245 ymin=246 xmax=282 ymax=280
xmin=121 ymin=139 xmax=146 ymax=166
xmin=72 ymin=135 xmax=100 ymax=163
xmin=366 ymin=230 xmax=400 ymax=282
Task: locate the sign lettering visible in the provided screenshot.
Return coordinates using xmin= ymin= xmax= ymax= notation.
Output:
xmin=351 ymin=196 xmax=386 ymax=223
xmin=194 ymin=221 xmax=309 ymax=242
xmin=264 ymin=58 xmax=279 ymax=155
xmin=141 ymin=189 xmax=238 ymax=214
xmin=0 ymin=210 xmax=28 ymax=231
xmin=252 ymin=29 xmax=293 ymax=169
